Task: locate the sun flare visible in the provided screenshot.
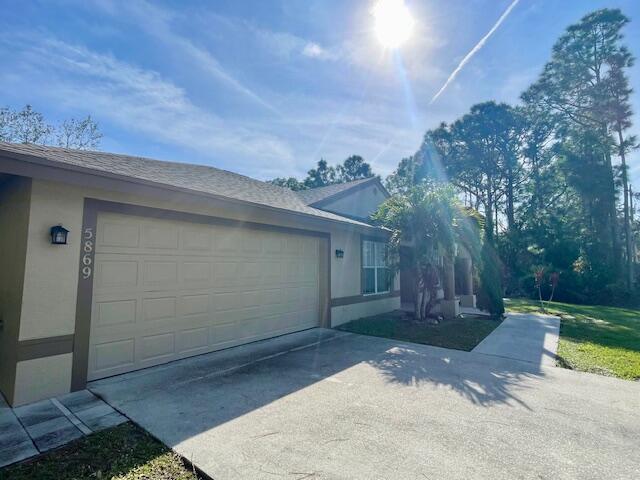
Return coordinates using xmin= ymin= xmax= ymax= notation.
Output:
xmin=372 ymin=0 xmax=415 ymax=49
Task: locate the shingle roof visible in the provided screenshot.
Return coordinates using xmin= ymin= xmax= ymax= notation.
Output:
xmin=296 ymin=177 xmax=378 ymax=205
xmin=0 ymin=142 xmax=374 ymax=228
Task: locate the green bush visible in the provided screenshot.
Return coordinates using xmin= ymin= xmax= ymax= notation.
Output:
xmin=477 ymin=242 xmax=505 ymax=317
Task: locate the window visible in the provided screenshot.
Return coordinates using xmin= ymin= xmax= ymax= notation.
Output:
xmin=362 ymin=239 xmax=390 ymax=294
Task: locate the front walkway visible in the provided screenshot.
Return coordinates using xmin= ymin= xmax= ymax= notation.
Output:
xmin=472 ymin=312 xmax=561 ymax=366
xmin=0 ymin=390 xmax=126 ymax=467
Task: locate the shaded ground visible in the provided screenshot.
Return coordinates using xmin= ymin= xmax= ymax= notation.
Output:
xmin=336 ymin=310 xmax=501 ymax=351
xmin=506 ymin=298 xmax=640 ymax=380
xmin=0 ymin=423 xmax=201 ymax=480
xmin=89 ymin=328 xmax=640 ymax=479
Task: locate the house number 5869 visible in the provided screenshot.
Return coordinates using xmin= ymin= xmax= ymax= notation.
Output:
xmin=82 ymin=227 xmax=94 ymax=279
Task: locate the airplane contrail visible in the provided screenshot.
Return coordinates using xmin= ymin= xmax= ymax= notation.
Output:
xmin=429 ymin=0 xmax=520 ymax=105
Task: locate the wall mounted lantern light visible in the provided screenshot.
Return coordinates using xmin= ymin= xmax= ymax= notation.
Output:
xmin=335 ymin=249 xmax=344 ymax=258
xmin=50 ymin=225 xmax=69 ymax=245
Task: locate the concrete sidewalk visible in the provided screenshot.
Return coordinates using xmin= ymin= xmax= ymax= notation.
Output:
xmin=0 ymin=390 xmax=126 ymax=468
xmin=472 ymin=312 xmax=560 ymax=366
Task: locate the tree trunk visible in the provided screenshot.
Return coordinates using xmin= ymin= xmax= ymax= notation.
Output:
xmin=420 ymin=284 xmax=428 ymax=320
xmin=506 ymin=165 xmax=515 ymax=231
xmin=486 ymin=177 xmax=494 ymax=242
xmin=617 ymin=124 xmax=634 ymax=289
xmin=603 ymin=148 xmax=622 ymax=277
xmin=631 ymin=185 xmax=636 ymax=261
xmin=414 ymin=262 xmax=422 ymax=320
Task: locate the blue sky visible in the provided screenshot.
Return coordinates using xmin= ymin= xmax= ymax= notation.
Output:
xmin=1 ymin=0 xmax=639 ymax=182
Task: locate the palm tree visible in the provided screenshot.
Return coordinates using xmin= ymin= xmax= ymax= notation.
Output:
xmin=373 ymin=182 xmax=481 ymax=321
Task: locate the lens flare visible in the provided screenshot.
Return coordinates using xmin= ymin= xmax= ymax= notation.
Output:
xmin=372 ymin=0 xmax=415 ymax=49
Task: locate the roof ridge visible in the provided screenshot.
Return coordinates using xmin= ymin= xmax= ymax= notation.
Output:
xmin=0 ymin=141 xmax=279 ymax=187
xmin=296 ymin=176 xmax=380 ymax=205
xmin=0 ymin=141 xmax=377 ymax=229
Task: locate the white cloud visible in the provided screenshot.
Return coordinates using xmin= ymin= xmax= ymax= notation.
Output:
xmin=3 ymin=34 xmax=295 ymax=176
xmin=92 ymin=0 xmax=279 ymax=114
xmin=302 ymin=42 xmax=336 ymax=60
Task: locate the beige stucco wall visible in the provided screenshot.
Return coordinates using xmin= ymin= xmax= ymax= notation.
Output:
xmin=10 ymin=177 xmax=398 ymax=404
xmin=321 ymin=183 xmax=385 ymax=220
xmin=329 ymin=227 xmax=362 ymax=298
xmin=13 ymin=353 xmax=72 ymax=405
xmin=19 ymin=180 xmax=83 ymax=340
xmin=331 ymin=296 xmax=401 ymax=327
xmin=0 ymin=176 xmax=31 ymax=403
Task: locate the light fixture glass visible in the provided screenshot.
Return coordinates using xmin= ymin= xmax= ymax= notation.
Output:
xmin=50 ymin=225 xmax=69 ymax=245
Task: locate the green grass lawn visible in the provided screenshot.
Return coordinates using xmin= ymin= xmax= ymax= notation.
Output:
xmin=506 ymin=298 xmax=640 ymax=380
xmin=336 ymin=310 xmax=502 ymax=351
xmin=0 ymin=423 xmax=201 ymax=480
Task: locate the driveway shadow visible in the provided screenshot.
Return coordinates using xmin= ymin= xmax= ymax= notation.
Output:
xmin=90 ymin=328 xmax=543 ymax=452
xmin=87 ymin=329 xmax=640 ymax=480
xmin=366 ymin=342 xmax=542 ymax=409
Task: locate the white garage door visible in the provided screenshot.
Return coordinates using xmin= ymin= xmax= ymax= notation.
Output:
xmin=88 ymin=212 xmax=320 ymax=380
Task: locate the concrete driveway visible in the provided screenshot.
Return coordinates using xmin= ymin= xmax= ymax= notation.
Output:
xmin=90 ymin=328 xmax=640 ymax=480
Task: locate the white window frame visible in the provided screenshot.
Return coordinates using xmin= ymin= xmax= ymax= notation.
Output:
xmin=362 ymin=239 xmax=390 ymax=295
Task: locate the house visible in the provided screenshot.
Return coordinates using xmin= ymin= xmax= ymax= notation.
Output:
xmin=0 ymin=142 xmax=401 ymax=406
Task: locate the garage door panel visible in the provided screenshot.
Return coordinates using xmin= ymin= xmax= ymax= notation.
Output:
xmin=141 ymin=223 xmax=179 ymax=249
xmin=264 ymin=234 xmax=283 ymax=254
xmin=182 ymin=261 xmax=211 ymax=284
xmin=242 ymin=235 xmax=262 ymax=254
xmin=262 ymin=262 xmax=282 ymax=283
xmin=239 ymin=262 xmax=261 ymax=285
xmin=93 ymin=339 xmax=135 ymax=373
xmin=139 ymin=332 xmax=175 ymax=362
xmin=89 ymin=212 xmax=321 ymax=380
xmin=210 ymin=322 xmax=242 ymax=346
xmin=180 ymin=294 xmax=210 ymax=316
xmin=213 ymin=262 xmax=240 ymax=287
xmin=285 ymin=236 xmax=302 ymax=255
xmin=142 ymin=296 xmax=177 ymax=322
xmin=214 ymin=228 xmax=241 ymax=254
xmin=177 ymin=327 xmax=210 ymax=354
xmin=99 ymin=220 xmax=140 ymax=248
xmin=95 ymin=299 xmax=137 ymax=328
xmin=143 ymin=261 xmax=179 ymax=287
xmin=96 ymin=259 xmax=139 ymax=289
xmin=181 ymin=226 xmax=212 ymax=251
xmin=213 ymin=292 xmax=242 ymax=312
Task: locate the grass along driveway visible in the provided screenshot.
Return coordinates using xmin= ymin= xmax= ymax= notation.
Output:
xmin=505 ymin=298 xmax=640 ymax=380
xmin=0 ymin=423 xmax=201 ymax=480
xmin=336 ymin=310 xmax=502 ymax=351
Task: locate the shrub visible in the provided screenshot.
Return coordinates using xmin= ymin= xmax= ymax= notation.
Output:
xmin=477 ymin=242 xmax=505 ymax=317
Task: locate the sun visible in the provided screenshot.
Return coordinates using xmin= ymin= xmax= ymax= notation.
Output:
xmin=372 ymin=0 xmax=415 ymax=49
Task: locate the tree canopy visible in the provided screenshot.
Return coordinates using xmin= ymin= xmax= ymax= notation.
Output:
xmin=0 ymin=104 xmax=102 ymax=150
xmin=270 ymin=155 xmax=376 ymax=191
xmin=386 ymin=8 xmax=638 ymax=306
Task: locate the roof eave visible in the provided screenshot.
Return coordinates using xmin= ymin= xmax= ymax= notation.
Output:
xmin=310 ymin=177 xmax=389 ymax=208
xmin=0 ymin=148 xmax=384 ymax=233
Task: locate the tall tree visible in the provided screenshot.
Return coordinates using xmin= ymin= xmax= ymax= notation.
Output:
xmin=607 ymin=47 xmax=637 ymax=287
xmin=0 ymin=105 xmax=51 ymax=145
xmin=336 ymin=155 xmax=374 ymax=182
xmin=56 ymin=116 xmax=102 ymax=150
xmin=0 ymin=104 xmax=103 ymax=150
xmin=269 ymin=177 xmax=307 ymax=191
xmin=271 ymin=155 xmax=376 ymax=191
xmin=523 ymin=8 xmax=634 ymax=286
xmin=425 ymin=102 xmax=522 ymax=241
xmin=304 ymin=159 xmax=336 ymax=188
